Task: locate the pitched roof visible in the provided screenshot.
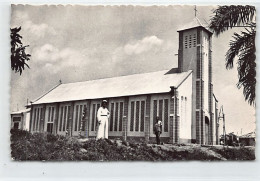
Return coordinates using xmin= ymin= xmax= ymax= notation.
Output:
xmin=240 ymin=132 xmax=256 ymax=138
xmin=32 ymin=70 xmax=192 ymax=105
xmin=177 ymin=17 xmax=212 ymax=33
xmin=31 ymin=82 xmax=62 ymax=103
xmin=11 ymin=108 xmax=31 ymax=115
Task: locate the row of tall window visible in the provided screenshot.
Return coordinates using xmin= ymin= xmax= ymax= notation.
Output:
xmin=31 ymin=98 xmax=171 ymax=133
xmin=31 ymin=106 xmax=53 ymax=132
xmin=32 ymin=104 xmax=88 ymax=133
xmin=89 ymin=101 xmax=125 ymax=133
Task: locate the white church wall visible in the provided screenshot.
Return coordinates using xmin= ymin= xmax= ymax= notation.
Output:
xmin=202 ymin=30 xmax=210 ymax=112
xmin=181 ymin=28 xmax=198 ymax=141
xmin=178 ymin=74 xmax=192 ymax=141
xmin=212 ymin=97 xmax=219 ymax=144
xmin=182 ymin=29 xmax=197 ymax=71
xmin=24 ymin=112 xmax=30 ymax=131
xmin=212 ymin=98 xmax=216 ymax=144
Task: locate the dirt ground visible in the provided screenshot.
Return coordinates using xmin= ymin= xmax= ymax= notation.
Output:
xmin=78 ymin=138 xmax=255 ymax=161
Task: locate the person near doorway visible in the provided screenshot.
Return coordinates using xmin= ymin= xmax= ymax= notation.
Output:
xmin=96 ymin=100 xmax=110 ymax=139
xmin=154 ymin=116 xmax=162 ymax=145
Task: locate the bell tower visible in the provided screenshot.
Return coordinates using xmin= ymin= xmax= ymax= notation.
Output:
xmin=177 ymin=17 xmax=214 ymax=145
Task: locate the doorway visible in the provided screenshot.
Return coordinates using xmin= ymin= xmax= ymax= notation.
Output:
xmin=205 ymin=116 xmax=210 ymax=145
xmin=14 ymin=122 xmax=19 ymax=129
xmin=47 ymin=123 xmax=53 ymax=134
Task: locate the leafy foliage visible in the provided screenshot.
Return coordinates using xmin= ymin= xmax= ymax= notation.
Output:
xmin=10 ymin=27 xmax=31 ymax=75
xmin=209 ymin=5 xmax=255 ymax=36
xmin=10 ymin=129 xmax=81 ymax=161
xmin=209 ymin=5 xmax=256 ymax=106
xmin=211 ymin=146 xmax=255 ymax=160
xmin=227 ymin=27 xmax=256 ymax=105
xmin=10 ymin=129 xmax=255 ymax=161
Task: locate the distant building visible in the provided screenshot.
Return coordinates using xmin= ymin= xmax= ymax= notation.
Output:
xmin=239 ymin=132 xmax=256 ymax=146
xmin=28 ymin=18 xmax=219 ymax=145
xmin=10 ymin=108 xmax=31 ymax=130
xmin=220 ymin=132 xmax=239 ymax=146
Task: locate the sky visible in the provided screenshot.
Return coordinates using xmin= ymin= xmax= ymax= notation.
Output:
xmin=10 ymin=5 xmax=255 ymax=135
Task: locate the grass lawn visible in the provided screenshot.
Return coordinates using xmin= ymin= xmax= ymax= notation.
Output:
xmin=10 ymin=129 xmax=255 ymax=161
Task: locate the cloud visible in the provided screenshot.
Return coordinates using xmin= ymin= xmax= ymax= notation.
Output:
xmin=30 ymin=35 xmax=175 ymax=83
xmin=32 ymin=44 xmax=92 ymax=75
xmin=11 ymin=10 xmax=56 ymax=40
xmin=123 ymin=36 xmax=163 ymax=55
xmin=112 ymin=35 xmax=174 ymax=62
xmin=44 ymin=63 xmax=59 ymax=74
xmin=33 ymin=44 xmax=59 ymax=62
xmin=23 ymin=20 xmax=57 ymax=39
xmin=107 ymin=36 xmax=177 ymax=76
xmin=11 ymin=10 xmax=29 ymax=24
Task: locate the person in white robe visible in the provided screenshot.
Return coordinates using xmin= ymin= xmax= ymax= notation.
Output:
xmin=96 ymin=100 xmax=110 ymax=139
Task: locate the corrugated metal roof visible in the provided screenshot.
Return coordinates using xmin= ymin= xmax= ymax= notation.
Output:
xmin=31 ymin=82 xmax=62 ymax=103
xmin=177 ymin=17 xmax=212 ymax=33
xmin=11 ymin=108 xmax=31 ymax=115
xmin=240 ymin=132 xmax=256 ymax=138
xmin=32 ymin=70 xmax=192 ymax=105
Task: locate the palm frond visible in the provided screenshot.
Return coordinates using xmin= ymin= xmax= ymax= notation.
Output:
xmin=225 ymin=26 xmax=255 ymax=69
xmin=226 ymin=28 xmax=256 ymax=105
xmin=209 ymin=5 xmax=256 ymax=36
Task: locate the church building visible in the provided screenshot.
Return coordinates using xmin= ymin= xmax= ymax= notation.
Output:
xmin=29 ymin=18 xmax=219 ymax=145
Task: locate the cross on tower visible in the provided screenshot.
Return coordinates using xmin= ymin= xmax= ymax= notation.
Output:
xmin=194 ymin=5 xmax=197 ymax=17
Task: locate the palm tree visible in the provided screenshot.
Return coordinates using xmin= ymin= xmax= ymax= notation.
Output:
xmin=11 ymin=27 xmax=31 ymax=75
xmin=209 ymin=5 xmax=256 ymax=106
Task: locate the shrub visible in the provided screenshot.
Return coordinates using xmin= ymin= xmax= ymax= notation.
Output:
xmin=211 ymin=146 xmax=255 ymax=160
xmin=10 ymin=129 xmax=255 ymax=161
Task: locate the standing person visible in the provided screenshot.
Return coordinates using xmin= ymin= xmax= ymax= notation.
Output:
xmin=96 ymin=100 xmax=110 ymax=139
xmin=154 ymin=116 xmax=162 ymax=145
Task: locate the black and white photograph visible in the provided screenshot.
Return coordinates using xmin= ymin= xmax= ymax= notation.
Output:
xmin=9 ymin=4 xmax=256 ymax=161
